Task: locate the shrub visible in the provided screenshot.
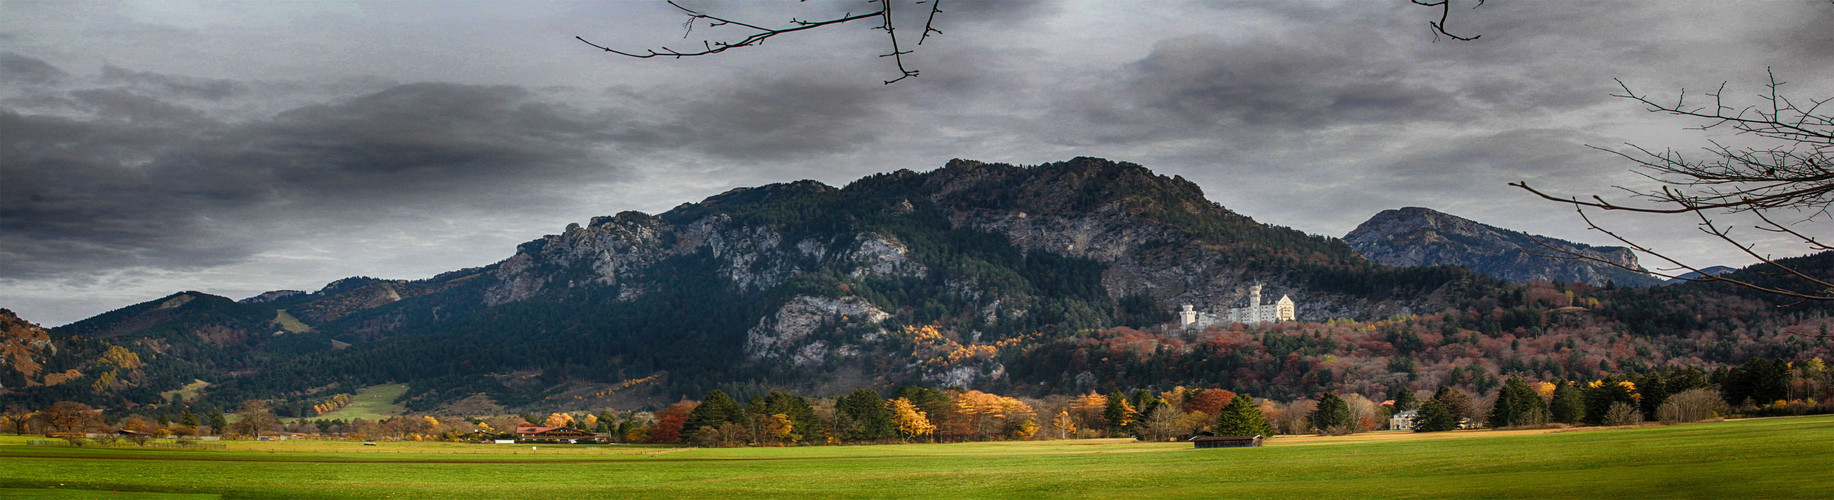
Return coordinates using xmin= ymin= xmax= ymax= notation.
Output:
xmin=1602 ymin=401 xmax=1644 ymax=427
xmin=1656 ymin=388 xmax=1726 ymax=424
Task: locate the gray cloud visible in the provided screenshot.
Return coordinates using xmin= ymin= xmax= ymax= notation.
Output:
xmin=0 ymin=52 xmax=67 ymax=86
xmin=4 ymin=0 xmax=1831 ymax=325
xmin=1 ymin=76 xmax=633 ymax=281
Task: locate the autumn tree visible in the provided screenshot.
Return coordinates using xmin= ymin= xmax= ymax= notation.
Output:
xmin=543 ymin=412 xmax=576 ymax=428
xmin=889 ymin=397 xmax=935 ymax=442
xmin=1656 ymin=387 xmax=1728 ymax=424
xmin=1602 ymin=401 xmax=1644 ymax=426
xmin=1137 ymin=401 xmax=1180 ymax=442
xmin=1214 ymin=395 xmax=1274 ymax=437
xmin=650 ymin=400 xmax=698 ymax=443
xmin=38 ymin=401 xmax=99 ymax=433
xmin=1069 ymin=392 xmax=1109 ymax=436
xmin=762 ymin=391 xmax=823 ymax=444
xmin=1049 ymin=409 xmax=1077 ymax=440
xmin=232 ymin=400 xmax=280 ymax=439
xmin=2 ymin=406 xmax=32 ymax=435
xmin=1308 ymin=393 xmax=1354 ymax=436
xmin=1181 ymin=388 xmax=1236 ymax=417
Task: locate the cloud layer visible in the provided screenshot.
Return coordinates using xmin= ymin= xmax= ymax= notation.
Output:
xmin=2 ymin=0 xmax=1831 ymax=325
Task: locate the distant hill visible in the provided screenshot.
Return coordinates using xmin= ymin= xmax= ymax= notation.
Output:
xmin=1672 ymin=266 xmax=1737 ymax=283
xmin=1344 ymin=207 xmax=1666 ymax=287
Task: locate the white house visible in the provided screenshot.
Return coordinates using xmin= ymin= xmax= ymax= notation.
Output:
xmin=1390 ymin=410 xmax=1419 ymax=431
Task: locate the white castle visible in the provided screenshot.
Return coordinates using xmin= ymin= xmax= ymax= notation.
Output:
xmin=1179 ymin=284 xmax=1294 ymax=329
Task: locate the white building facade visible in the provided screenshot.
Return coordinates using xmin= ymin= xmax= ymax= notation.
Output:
xmin=1179 ymin=285 xmax=1295 ymax=330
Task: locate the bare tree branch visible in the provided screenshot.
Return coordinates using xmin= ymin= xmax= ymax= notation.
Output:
xmin=1512 ymin=69 xmax=1834 ymax=307
xmin=1412 ymin=0 xmax=1484 ymax=41
xmin=588 ymin=1 xmax=1486 ymax=84
xmin=577 ymin=0 xmax=937 ymax=85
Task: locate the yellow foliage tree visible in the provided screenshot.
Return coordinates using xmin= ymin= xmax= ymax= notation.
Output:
xmin=1070 ymin=392 xmax=1109 ymax=430
xmin=890 ymin=398 xmax=935 ymax=441
xmin=767 ymin=413 xmax=794 ymax=444
xmin=1050 ymin=409 xmax=1076 ymax=439
xmin=1533 ymin=381 xmax=1557 ymax=399
xmin=543 ymin=413 xmax=574 ymax=428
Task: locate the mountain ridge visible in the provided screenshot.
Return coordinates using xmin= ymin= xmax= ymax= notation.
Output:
xmin=1344 ymin=206 xmax=1666 ymax=287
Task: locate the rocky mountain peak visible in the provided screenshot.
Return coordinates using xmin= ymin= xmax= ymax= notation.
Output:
xmin=1345 ymin=207 xmax=1664 ymax=286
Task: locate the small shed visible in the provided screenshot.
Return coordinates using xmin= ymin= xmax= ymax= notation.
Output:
xmin=1191 ymin=434 xmax=1263 ymax=449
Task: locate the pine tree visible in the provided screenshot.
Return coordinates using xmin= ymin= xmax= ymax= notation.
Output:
xmin=1412 ymin=400 xmax=1458 ymax=432
xmin=1392 ymin=387 xmax=1418 ymax=411
xmin=1487 ymin=377 xmax=1549 ymax=428
xmin=1308 ymin=393 xmax=1353 ymax=435
xmin=836 ymin=389 xmax=894 ymax=441
xmin=1432 ymin=386 xmax=1474 ymax=421
xmin=1103 ymin=392 xmax=1137 ymax=436
xmin=1548 ymin=381 xmax=1585 ymax=424
xmin=1214 ymin=394 xmax=1274 ymax=437
xmin=207 ymin=410 xmax=228 ymax=436
xmin=683 ymin=390 xmax=745 ymax=443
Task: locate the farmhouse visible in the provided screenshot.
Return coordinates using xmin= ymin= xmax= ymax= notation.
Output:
xmin=1190 ymin=434 xmax=1263 ymax=449
xmin=514 ymin=425 xmax=600 ymax=443
xmin=1391 ymin=410 xmax=1418 ymax=431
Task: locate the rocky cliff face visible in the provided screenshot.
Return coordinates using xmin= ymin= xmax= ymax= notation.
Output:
xmin=1344 ymin=207 xmax=1664 ymax=286
xmin=0 ymin=309 xmax=55 ymax=388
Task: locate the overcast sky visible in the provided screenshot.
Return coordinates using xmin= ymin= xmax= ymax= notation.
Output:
xmin=3 ymin=0 xmax=1830 ymax=326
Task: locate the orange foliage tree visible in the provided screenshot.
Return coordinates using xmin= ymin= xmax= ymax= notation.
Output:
xmin=650 ymin=401 xmax=698 ymax=443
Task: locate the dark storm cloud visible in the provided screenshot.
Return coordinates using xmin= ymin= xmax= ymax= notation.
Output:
xmin=673 ymin=78 xmax=886 ymax=161
xmin=1056 ymin=34 xmax=1461 ymax=145
xmin=99 ymin=65 xmax=249 ymax=101
xmin=1 ymin=77 xmax=632 ymax=280
xmin=0 ymin=52 xmax=67 ymax=86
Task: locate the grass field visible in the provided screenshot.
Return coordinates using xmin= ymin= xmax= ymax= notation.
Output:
xmin=303 ymin=384 xmax=409 ymax=422
xmin=3 ymin=415 xmax=1831 ymax=499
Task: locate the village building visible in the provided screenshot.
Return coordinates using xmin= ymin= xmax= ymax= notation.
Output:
xmin=1179 ymin=284 xmax=1295 ymax=330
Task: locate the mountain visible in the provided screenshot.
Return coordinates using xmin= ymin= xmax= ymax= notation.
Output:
xmin=21 ymin=158 xmax=1822 ymax=415
xmin=1344 ymin=207 xmax=1666 ymax=287
xmin=20 ymin=158 xmax=1506 ymax=412
xmin=1672 ymin=266 xmax=1737 ymax=283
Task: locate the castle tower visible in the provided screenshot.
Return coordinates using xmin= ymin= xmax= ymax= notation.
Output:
xmin=1250 ymin=284 xmax=1263 ymax=307
xmin=1179 ymin=304 xmax=1198 ymax=327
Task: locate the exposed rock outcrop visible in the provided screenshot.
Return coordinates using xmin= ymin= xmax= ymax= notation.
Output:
xmin=1345 ymin=207 xmax=1665 ymax=286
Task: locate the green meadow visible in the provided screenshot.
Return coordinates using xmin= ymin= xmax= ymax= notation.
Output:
xmin=302 ymin=384 xmax=410 ymax=422
xmin=3 ymin=415 xmax=1831 ymax=499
